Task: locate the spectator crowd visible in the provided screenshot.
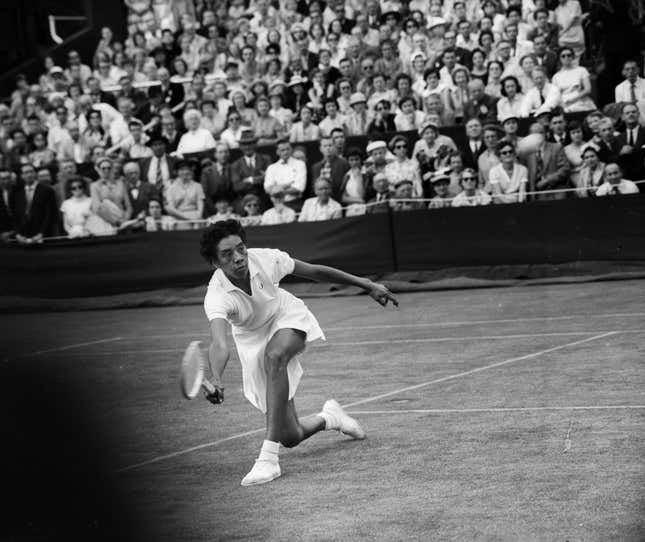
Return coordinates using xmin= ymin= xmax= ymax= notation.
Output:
xmin=0 ymin=0 xmax=644 ymax=244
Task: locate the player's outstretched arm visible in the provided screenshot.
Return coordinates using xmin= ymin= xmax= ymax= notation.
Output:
xmin=292 ymin=259 xmax=399 ymax=307
xmin=206 ymin=318 xmax=230 ymax=404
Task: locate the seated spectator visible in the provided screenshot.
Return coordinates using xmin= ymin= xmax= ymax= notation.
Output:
xmin=289 ymin=105 xmax=321 ymax=143
xmin=89 ymin=157 xmax=132 ymax=228
xmin=428 ymin=169 xmax=454 ymax=209
xmin=231 ymin=130 xmax=271 ymax=212
xmin=412 ymin=122 xmax=457 ymax=171
xmin=176 ymin=109 xmax=216 ymax=156
xmin=200 ymin=99 xmax=226 ymax=138
xmin=207 ymin=196 xmax=240 ymax=224
xmin=164 ymin=159 xmax=205 ymax=229
xmin=442 ymin=66 xmax=472 ymax=124
xmin=462 ymin=118 xmax=486 ymax=170
xmin=299 ymin=178 xmax=343 ymax=222
xmin=576 ymin=145 xmax=605 ymax=198
xmin=385 ymin=135 xmax=423 ymax=197
xmin=563 ymin=120 xmax=586 ymax=189
xmin=522 ymin=122 xmax=571 ymax=200
xmin=263 ymin=139 xmax=307 ymax=212
xmin=497 ymin=76 xmax=524 ymax=122
xmin=501 ymin=115 xmax=521 ymax=147
xmin=319 ymin=98 xmax=347 ymax=137
xmin=615 ymin=59 xmax=645 ymax=105
xmin=464 ymin=79 xmax=498 ymax=124
xmin=489 ymin=140 xmax=528 ymax=203
xmin=445 ymin=152 xmax=466 ymax=196
xmin=452 ymin=168 xmax=492 ymax=207
xmin=219 ymin=109 xmax=245 ymax=150
xmin=478 ymin=123 xmax=503 ymax=188
xmin=552 ymin=47 xmax=596 ymax=113
xmin=520 ymin=67 xmax=561 ymax=118
xmin=595 ymin=163 xmax=639 ymax=196
xmin=254 ymin=96 xmax=284 ymax=146
xmin=115 ymin=119 xmax=153 ymax=160
xmin=261 ymin=187 xmax=297 ymax=225
xmin=594 ymin=117 xmax=622 ymax=165
xmin=548 ymin=112 xmax=570 ymax=146
xmin=269 ymin=90 xmax=294 ymax=131
xmin=238 ymin=194 xmax=263 ymax=227
xmin=390 ymin=179 xmax=425 ymax=212
xmin=144 ymin=198 xmax=176 ymax=232
xmin=346 ymin=93 xmax=370 ymax=136
xmin=60 ymin=177 xmax=92 ymax=238
xmin=366 ymin=100 xmax=396 ymax=134
xmin=201 ymin=142 xmax=234 ymax=217
xmin=123 ymin=160 xmax=159 ymax=219
xmin=366 ymin=172 xmax=391 ymax=214
xmin=616 ymin=102 xmax=645 ymax=182
xmin=28 ymin=132 xmax=56 ymax=169
xmin=140 ymin=135 xmax=177 ymax=188
xmin=485 ymin=61 xmax=504 ymax=98
xmin=12 ymin=162 xmax=59 ymax=243
xmin=340 ymin=148 xmax=367 ymax=216
xmin=311 ymin=136 xmax=350 ymax=202
xmin=0 ymin=169 xmax=15 ymax=240
xmin=394 ymin=96 xmax=425 ymax=132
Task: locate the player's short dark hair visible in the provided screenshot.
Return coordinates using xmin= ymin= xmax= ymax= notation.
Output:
xmin=200 ymin=219 xmax=247 ymax=264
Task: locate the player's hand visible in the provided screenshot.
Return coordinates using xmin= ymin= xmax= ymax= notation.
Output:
xmin=368 ymin=281 xmax=399 ymax=307
xmin=204 ymin=385 xmax=225 ymax=405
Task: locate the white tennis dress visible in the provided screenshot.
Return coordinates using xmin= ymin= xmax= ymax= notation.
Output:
xmin=203 ymin=248 xmax=325 ymax=412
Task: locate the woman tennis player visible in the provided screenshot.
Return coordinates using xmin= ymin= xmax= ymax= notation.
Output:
xmin=199 ymin=219 xmax=398 ymax=486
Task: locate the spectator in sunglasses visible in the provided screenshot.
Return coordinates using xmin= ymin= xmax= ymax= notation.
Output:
xmin=452 ymin=168 xmax=492 ymax=206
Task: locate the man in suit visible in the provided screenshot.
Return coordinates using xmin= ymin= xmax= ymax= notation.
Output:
xmin=463 ymin=79 xmax=498 ymax=124
xmin=123 ymin=161 xmax=159 ymax=218
xmin=201 ymin=142 xmax=234 ymax=216
xmin=310 ymin=136 xmax=351 ymax=201
xmin=522 ymin=123 xmax=571 ymax=200
xmin=12 ymin=163 xmax=58 ymax=242
xmin=547 ymin=112 xmax=570 ymax=147
xmin=0 ymin=168 xmax=15 ymax=240
xmin=140 ymin=135 xmax=177 ymax=189
xmin=148 ymin=67 xmax=185 ymax=109
xmin=532 ymin=35 xmax=558 ymax=79
xmin=230 ymin=130 xmax=272 ymax=212
xmin=462 ymin=118 xmax=486 ymax=170
xmin=616 ymin=102 xmax=645 ymax=183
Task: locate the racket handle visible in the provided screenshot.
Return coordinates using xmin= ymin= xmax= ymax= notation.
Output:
xmin=202 ymin=379 xmax=216 ymax=394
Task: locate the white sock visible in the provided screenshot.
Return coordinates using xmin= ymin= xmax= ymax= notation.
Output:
xmin=258 ymin=439 xmax=280 ymax=463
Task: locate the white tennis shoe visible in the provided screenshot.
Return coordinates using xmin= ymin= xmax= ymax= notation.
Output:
xmin=321 ymin=399 xmax=366 ymax=440
xmin=241 ymin=459 xmax=281 ymax=486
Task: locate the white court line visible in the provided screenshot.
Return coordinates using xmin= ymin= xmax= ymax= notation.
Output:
xmin=121 ymin=312 xmax=645 ymax=339
xmin=347 ymin=405 xmax=645 ymax=415
xmin=18 ymin=337 xmax=123 ymax=358
xmin=114 ymin=330 xmax=616 ymax=474
xmin=67 ymin=329 xmax=645 ymax=356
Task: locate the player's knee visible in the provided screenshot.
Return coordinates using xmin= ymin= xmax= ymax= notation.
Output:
xmin=264 ymin=349 xmax=291 ymax=374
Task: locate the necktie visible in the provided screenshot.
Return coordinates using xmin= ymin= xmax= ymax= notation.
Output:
xmin=612 ymin=186 xmax=620 ymax=195
xmin=540 ymin=89 xmax=546 ymax=104
xmin=536 ymin=150 xmax=544 ymax=183
xmin=26 ymin=186 xmax=34 ymax=213
xmin=628 ymin=129 xmax=634 ymax=146
xmin=630 ymin=83 xmax=637 ymax=104
xmin=155 ymin=158 xmax=163 ymax=185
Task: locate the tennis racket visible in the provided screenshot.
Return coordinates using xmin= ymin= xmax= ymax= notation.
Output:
xmin=180 ymin=341 xmax=217 ymax=400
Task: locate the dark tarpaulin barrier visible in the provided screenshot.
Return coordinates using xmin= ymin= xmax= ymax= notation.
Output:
xmin=391 ymin=194 xmax=645 ymax=269
xmin=0 ymin=212 xmax=393 ymax=299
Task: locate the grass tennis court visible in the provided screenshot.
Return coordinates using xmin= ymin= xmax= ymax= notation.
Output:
xmin=3 ymin=279 xmax=645 ymax=541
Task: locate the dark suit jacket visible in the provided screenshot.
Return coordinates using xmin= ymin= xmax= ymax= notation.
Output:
xmin=596 ymin=138 xmax=622 ymax=166
xmin=461 ymin=139 xmax=486 ymax=170
xmin=0 ymin=188 xmax=14 ymax=233
xmin=201 ymin=163 xmax=234 ymax=215
xmin=149 ymin=82 xmax=185 ymax=108
xmin=616 ymin=125 xmax=645 ymax=181
xmin=464 ymin=96 xmax=499 ymax=124
xmin=127 ymin=182 xmax=160 ymax=217
xmin=547 ymin=132 xmax=571 ymax=147
xmin=230 ymin=153 xmax=272 ymax=210
xmin=366 ymin=193 xmax=391 ymax=214
xmin=140 ymin=155 xmax=178 ymax=185
xmin=11 ymin=182 xmax=58 ymax=237
xmin=311 ymin=155 xmax=350 ymax=201
xmin=523 ymin=142 xmax=571 ymax=200
xmin=534 ymin=51 xmax=558 ymax=78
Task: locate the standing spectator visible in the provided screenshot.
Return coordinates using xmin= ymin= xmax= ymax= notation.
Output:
xmin=90 ymin=157 xmax=133 ymax=227
xmin=299 ymin=178 xmax=343 ymax=222
xmin=615 ymin=59 xmax=645 ymax=105
xmin=164 ymin=160 xmax=205 ymax=228
xmin=12 ymin=163 xmax=59 ymax=242
xmin=176 ymin=109 xmax=216 ymax=156
xmin=489 ymin=140 xmax=528 ymax=203
xmin=576 ymin=145 xmax=605 ymax=197
xmin=595 ymin=163 xmax=639 ymax=196
xmin=523 ymin=123 xmax=571 ymax=200
xmin=552 ymin=47 xmax=595 ymax=113
xmin=201 ymin=142 xmax=234 ymax=216
xmin=385 ymin=135 xmax=422 ymax=197
xmin=123 ymin=160 xmax=159 ymax=218
xmin=60 ymin=177 xmax=93 ymax=238
xmin=263 ymin=139 xmax=307 ymax=211
xmin=452 ymin=168 xmax=492 ymax=207
xmin=140 ymin=135 xmax=177 ymax=188
xmin=311 ymin=136 xmax=350 ymax=202
xmin=231 ymin=132 xmax=269 ymax=206
xmin=616 ymin=103 xmax=645 ymax=182
xmin=261 ymin=187 xmax=297 ymax=225
xmin=554 ymin=0 xmax=585 ymax=60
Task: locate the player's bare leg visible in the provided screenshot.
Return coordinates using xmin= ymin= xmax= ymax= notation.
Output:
xmin=241 ymin=328 xmax=365 ymax=486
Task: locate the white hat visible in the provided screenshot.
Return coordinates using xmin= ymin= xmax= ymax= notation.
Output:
xmin=366 ymin=140 xmax=387 ymax=153
xmin=49 ymin=66 xmax=64 ymax=75
xmin=350 ymin=92 xmax=367 ymax=106
xmin=427 ymin=17 xmax=447 ymax=29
